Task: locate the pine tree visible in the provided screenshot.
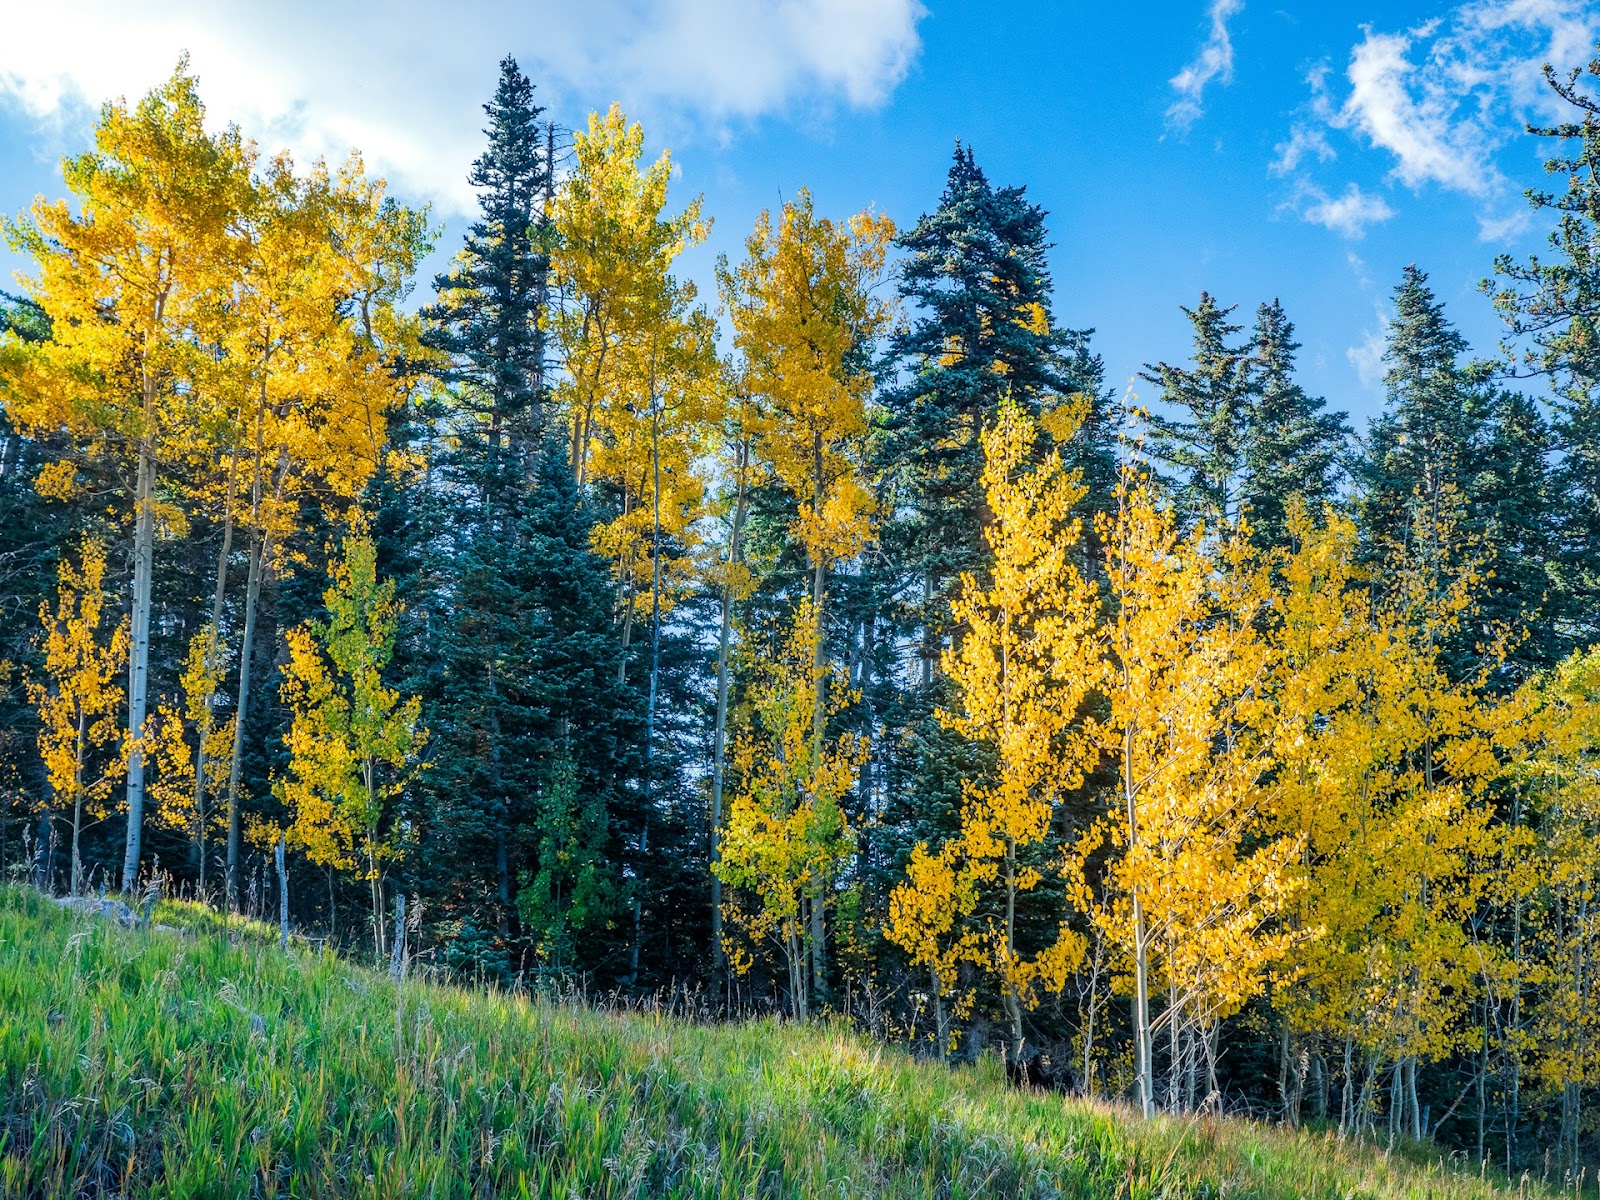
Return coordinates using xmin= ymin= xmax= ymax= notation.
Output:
xmin=419 ymin=432 xmax=633 ymax=975
xmin=1139 ymin=292 xmax=1252 ymax=523
xmin=1240 ymin=300 xmax=1349 ymax=548
xmin=880 ymin=144 xmax=1111 ymax=677
xmin=1488 ymin=46 xmax=1600 ymax=650
xmin=423 ymin=56 xmax=552 ymax=480
xmin=1360 ymin=267 xmax=1479 ymax=553
xmin=1361 ymin=266 xmax=1555 ymax=681
xmin=413 ymin=64 xmax=632 ymax=966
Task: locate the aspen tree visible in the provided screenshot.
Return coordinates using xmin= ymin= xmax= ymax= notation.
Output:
xmin=715 ymin=600 xmax=865 ymax=1021
xmin=719 ymin=190 xmax=893 ymax=1000
xmin=553 ymin=103 xmax=709 ymax=500
xmin=550 ymin=104 xmax=719 ymax=978
xmin=216 ymin=156 xmax=426 ymax=909
xmin=5 ymin=63 xmax=249 ymax=891
xmin=895 ymin=396 xmax=1101 ymax=1065
xmin=1516 ymin=647 xmax=1600 ymax=1170
xmin=26 ymin=540 xmax=128 ymax=896
xmin=1270 ymin=492 xmax=1513 ymax=1136
xmin=708 ymin=379 xmax=759 ymax=983
xmin=147 ymin=626 xmax=234 ymax=892
xmin=1096 ymin=470 xmax=1301 ymax=1116
xmin=276 ymin=534 xmax=425 ymax=960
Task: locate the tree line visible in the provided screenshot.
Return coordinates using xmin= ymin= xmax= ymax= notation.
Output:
xmin=5 ymin=50 xmax=1600 ymax=1175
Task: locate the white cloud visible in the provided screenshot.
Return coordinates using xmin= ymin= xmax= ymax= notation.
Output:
xmin=1339 ymin=24 xmax=1496 ymax=194
xmin=1270 ymin=123 xmax=1335 ymax=175
xmin=1275 ymin=0 xmax=1597 ymax=238
xmin=0 ymin=0 xmax=926 ymax=217
xmin=1167 ymin=0 xmax=1245 ymax=131
xmin=1331 ymin=0 xmax=1597 ymax=196
xmin=1298 ymin=182 xmax=1396 ymax=238
xmin=1347 ymin=311 xmax=1389 ymax=391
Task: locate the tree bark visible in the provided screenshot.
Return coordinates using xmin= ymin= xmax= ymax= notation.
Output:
xmin=224 ymin=526 xmax=265 ymax=909
xmin=121 ymin=434 xmax=156 ymax=892
xmin=1125 ymin=716 xmax=1154 ymax=1118
xmin=709 ymin=433 xmax=749 ymax=989
xmin=276 ymin=834 xmax=289 ymax=951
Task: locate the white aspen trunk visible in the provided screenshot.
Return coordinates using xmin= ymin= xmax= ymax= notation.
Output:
xmin=807 ymin=431 xmax=829 ymax=1009
xmin=121 ymin=433 xmax=156 ymax=892
xmin=224 ymin=527 xmax=265 ymax=909
xmin=276 ymin=834 xmax=289 ymax=951
xmin=709 ymin=432 xmax=750 ymax=989
xmin=390 ymin=890 xmax=407 ymax=981
xmin=1125 ymin=717 xmax=1154 ymax=1118
xmin=195 ymin=454 xmax=236 ymax=888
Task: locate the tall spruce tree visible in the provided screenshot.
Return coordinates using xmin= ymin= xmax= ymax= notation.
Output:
xmin=423 ymin=56 xmax=552 ymax=483
xmin=417 ymin=430 xmax=635 ymax=976
xmin=880 ymin=143 xmax=1111 ymax=677
xmin=1241 ymin=299 xmax=1349 ymax=548
xmin=1488 ymin=46 xmax=1600 ymax=650
xmin=1360 ymin=267 xmax=1480 ymax=555
xmin=1361 ymin=265 xmax=1555 ymax=681
xmin=1139 ymin=292 xmax=1252 ymax=523
xmin=412 ymin=60 xmax=636 ymax=965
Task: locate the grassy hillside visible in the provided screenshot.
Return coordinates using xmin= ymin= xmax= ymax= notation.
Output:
xmin=0 ymin=886 xmax=1541 ymax=1200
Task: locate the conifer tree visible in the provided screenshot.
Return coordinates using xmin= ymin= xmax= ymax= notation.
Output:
xmin=1488 ymin=46 xmax=1600 ymax=650
xmin=424 ymin=56 xmax=552 ymax=478
xmin=1240 ymin=300 xmax=1349 ymax=548
xmin=880 ymin=144 xmax=1111 ymax=679
xmin=1361 ymin=266 xmax=1554 ymax=681
xmin=1360 ymin=267 xmax=1481 ymax=556
xmin=418 ymin=431 xmax=632 ymax=970
xmin=1139 ymin=293 xmax=1253 ymax=522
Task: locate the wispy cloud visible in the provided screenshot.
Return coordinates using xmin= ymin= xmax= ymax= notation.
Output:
xmin=1271 ymin=123 xmax=1335 ymax=175
xmin=0 ymin=0 xmax=927 ymax=217
xmin=1338 ymin=23 xmax=1496 ymax=194
xmin=1274 ymin=0 xmax=1597 ymax=239
xmin=1296 ymin=182 xmax=1396 ymax=238
xmin=1347 ymin=306 xmax=1390 ymax=391
xmin=1167 ymin=0 xmax=1245 ymax=131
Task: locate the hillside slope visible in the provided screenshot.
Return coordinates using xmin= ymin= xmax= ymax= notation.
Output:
xmin=0 ymin=886 xmax=1535 ymax=1199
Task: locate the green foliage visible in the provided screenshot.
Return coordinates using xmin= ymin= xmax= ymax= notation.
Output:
xmin=0 ymin=885 xmax=1552 ymax=1200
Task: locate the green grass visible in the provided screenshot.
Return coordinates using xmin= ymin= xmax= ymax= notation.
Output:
xmin=0 ymin=885 xmax=1546 ymax=1199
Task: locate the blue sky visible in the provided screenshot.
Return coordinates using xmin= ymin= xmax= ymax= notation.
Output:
xmin=2 ymin=0 xmax=1596 ymax=427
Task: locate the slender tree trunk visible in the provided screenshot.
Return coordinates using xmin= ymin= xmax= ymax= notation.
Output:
xmin=121 ymin=432 xmax=156 ymax=892
xmin=224 ymin=526 xmax=266 ymax=910
xmin=807 ymin=431 xmax=832 ymax=1008
xmin=1124 ymin=718 xmax=1154 ymax=1118
xmin=390 ymin=890 xmax=407 ymax=981
xmin=195 ymin=457 xmax=236 ymax=886
xmin=710 ymin=434 xmax=750 ymax=990
xmin=71 ymin=708 xmax=87 ymax=898
xmin=788 ymin=929 xmax=808 ymax=1022
xmin=1004 ymin=834 xmax=1024 ymax=1064
xmin=276 ymin=834 xmax=289 ymax=952
xmin=630 ymin=399 xmax=667 ymax=987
